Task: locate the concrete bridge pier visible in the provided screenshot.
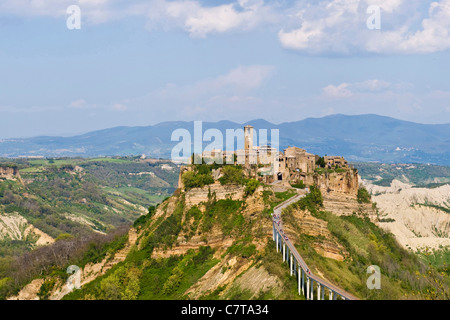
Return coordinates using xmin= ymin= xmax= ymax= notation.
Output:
xmin=276 ymin=231 xmax=279 ymax=252
xmin=329 ymin=290 xmax=333 ymax=300
xmin=283 ymin=243 xmax=286 ymax=262
xmin=301 ymin=270 xmax=305 ymax=295
xmin=317 ymin=283 xmax=321 ymax=300
xmin=290 ymin=254 xmax=293 ymax=276
xmin=294 ymin=259 xmax=297 ymax=276
xmin=306 ymin=277 xmax=310 ymax=300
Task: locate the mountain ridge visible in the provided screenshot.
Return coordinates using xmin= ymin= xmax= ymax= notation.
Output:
xmin=1 ymin=114 xmax=450 ymax=165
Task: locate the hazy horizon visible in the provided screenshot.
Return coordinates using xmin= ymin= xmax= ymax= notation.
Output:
xmin=2 ymin=113 xmax=449 ymax=140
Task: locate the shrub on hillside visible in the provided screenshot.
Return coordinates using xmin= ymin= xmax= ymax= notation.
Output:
xmin=244 ymin=179 xmax=260 ymax=196
xmin=290 ymin=180 xmax=305 ymax=189
xmin=218 ymin=166 xmax=245 ymax=185
xmin=357 ymin=187 xmax=371 ymax=204
xmin=182 ymin=171 xmax=214 ymax=190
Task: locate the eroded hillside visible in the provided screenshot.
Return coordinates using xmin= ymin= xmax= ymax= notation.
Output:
xmin=6 ymin=163 xmax=450 ymax=300
xmin=363 ymin=180 xmax=450 ymax=251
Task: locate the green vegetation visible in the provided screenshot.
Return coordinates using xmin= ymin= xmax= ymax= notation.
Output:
xmin=290 ymin=180 xmax=305 ymax=189
xmin=281 ymin=186 xmax=449 ymax=299
xmin=254 ymin=242 xmax=304 ymax=300
xmin=379 ymin=218 xmax=396 ymax=223
xmin=37 ymin=278 xmax=57 ymax=300
xmin=133 ymin=206 xmax=156 ymax=228
xmin=417 ymin=203 xmax=450 ymax=214
xmin=357 ymin=187 xmax=371 ymax=204
xmin=65 ymin=246 xmax=219 ymax=300
xmin=316 ymin=157 xmax=326 ymax=168
xmin=0 ymin=226 xmax=129 ymax=300
xmin=244 ymin=179 xmax=260 ymax=196
xmin=218 ymin=166 xmax=245 ymax=185
xmin=0 ymin=156 xmax=179 ymax=299
xmin=226 ymin=238 xmax=257 ymax=259
xmin=417 ymin=247 xmax=450 ymax=280
xmin=287 ymin=185 xmax=323 ymax=214
xmin=202 ymin=199 xmax=244 ymax=236
xmin=354 ymin=162 xmax=450 ymax=187
xmin=182 ymin=171 xmax=214 ymax=190
xmin=60 ymin=184 xmax=300 ymax=300
xmin=261 ymin=188 xmax=297 ymax=217
xmin=0 ymin=157 xmax=178 ymax=242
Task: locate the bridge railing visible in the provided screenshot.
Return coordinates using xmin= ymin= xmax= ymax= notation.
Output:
xmin=271 ymin=191 xmax=358 ymax=300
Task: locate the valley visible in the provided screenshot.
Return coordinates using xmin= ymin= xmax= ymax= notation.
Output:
xmin=1 ymin=158 xmax=449 ymax=300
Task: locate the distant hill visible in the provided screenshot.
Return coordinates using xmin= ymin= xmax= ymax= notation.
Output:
xmin=1 ymin=114 xmax=450 ymax=165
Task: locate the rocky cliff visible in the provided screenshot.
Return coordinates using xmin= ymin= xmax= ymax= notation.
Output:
xmin=184 ymin=184 xmax=245 ymax=208
xmin=296 ymin=169 xmax=359 ymax=197
xmin=0 ymin=166 xmax=20 ymax=180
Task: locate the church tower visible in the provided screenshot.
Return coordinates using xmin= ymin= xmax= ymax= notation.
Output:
xmin=244 ymin=125 xmax=254 ymax=151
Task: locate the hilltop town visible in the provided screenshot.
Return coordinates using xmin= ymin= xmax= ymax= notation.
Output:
xmin=180 ymin=125 xmax=359 ymax=196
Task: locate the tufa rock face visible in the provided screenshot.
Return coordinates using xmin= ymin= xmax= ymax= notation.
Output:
xmin=0 ymin=166 xmax=20 ymax=180
xmin=184 ymin=184 xmax=245 ymax=208
xmin=293 ymin=169 xmax=359 ymax=197
xmin=284 ymin=207 xmax=348 ymax=262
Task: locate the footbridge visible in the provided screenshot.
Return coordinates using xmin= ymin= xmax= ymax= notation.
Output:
xmin=272 ymin=192 xmax=359 ymax=300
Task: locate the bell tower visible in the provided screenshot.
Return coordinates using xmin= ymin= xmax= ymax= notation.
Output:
xmin=244 ymin=125 xmax=254 ymax=151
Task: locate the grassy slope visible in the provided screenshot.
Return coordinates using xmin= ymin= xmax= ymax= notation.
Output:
xmin=64 ymin=184 xmax=450 ymax=300
xmin=282 ymin=191 xmax=450 ymax=300
xmin=63 ymin=186 xmax=301 ymax=300
xmin=0 ymin=157 xmax=179 ymax=239
xmin=7 ymin=161 xmax=450 ymax=300
xmin=0 ymin=157 xmax=179 ymax=298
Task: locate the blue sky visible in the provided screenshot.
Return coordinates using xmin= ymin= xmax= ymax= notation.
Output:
xmin=1 ymin=0 xmax=450 ymax=138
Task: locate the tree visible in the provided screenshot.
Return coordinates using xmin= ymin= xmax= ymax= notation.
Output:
xmin=219 ymin=166 xmax=245 ymax=185
xmin=357 ymin=187 xmax=371 ymax=204
xmin=244 ymin=179 xmax=260 ymax=196
xmin=182 ymin=171 xmax=214 ymax=190
xmin=316 ymin=157 xmax=326 ymax=168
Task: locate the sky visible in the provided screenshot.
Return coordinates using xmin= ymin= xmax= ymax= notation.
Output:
xmin=1 ymin=0 xmax=450 ymax=138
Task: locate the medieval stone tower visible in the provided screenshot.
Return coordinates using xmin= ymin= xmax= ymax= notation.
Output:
xmin=244 ymin=125 xmax=254 ymax=151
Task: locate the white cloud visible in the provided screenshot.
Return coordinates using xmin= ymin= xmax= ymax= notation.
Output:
xmin=0 ymin=0 xmax=140 ymax=24
xmin=2 ymin=0 xmax=450 ymax=54
xmin=0 ymin=0 xmax=280 ymax=35
xmin=323 ymin=79 xmax=392 ymax=98
xmin=323 ymin=83 xmax=354 ymax=98
xmin=112 ymin=103 xmax=127 ymax=111
xmin=70 ymin=99 xmax=86 ymax=109
xmin=147 ymin=0 xmax=280 ymax=37
xmin=353 ymin=79 xmax=391 ymax=92
xmin=279 ymin=0 xmax=450 ymax=55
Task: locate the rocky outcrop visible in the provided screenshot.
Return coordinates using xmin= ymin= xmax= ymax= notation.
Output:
xmin=184 ymin=184 xmax=245 ymax=208
xmin=323 ymin=192 xmax=377 ymax=220
xmin=303 ymin=170 xmax=359 ymax=196
xmin=284 ymin=207 xmax=348 ymax=261
xmin=0 ymin=166 xmax=20 ymax=180
xmin=8 ymin=227 xmax=138 ymax=300
xmin=0 ymin=213 xmax=54 ymax=245
xmin=365 ymin=180 xmax=450 ymax=251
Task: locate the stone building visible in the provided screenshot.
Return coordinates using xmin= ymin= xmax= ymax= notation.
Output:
xmin=276 ymin=147 xmax=318 ymax=181
xmin=196 ymin=125 xmax=354 ymax=194
xmin=324 ymin=156 xmax=348 ymax=168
